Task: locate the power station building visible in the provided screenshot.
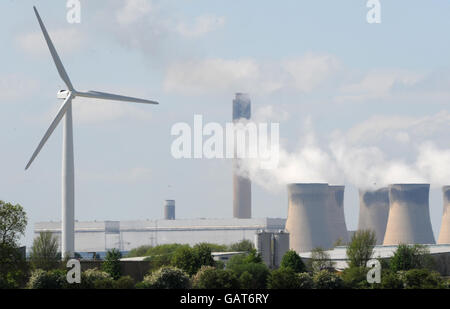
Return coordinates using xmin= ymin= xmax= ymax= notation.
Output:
xmin=34 ymin=218 xmax=286 ymax=254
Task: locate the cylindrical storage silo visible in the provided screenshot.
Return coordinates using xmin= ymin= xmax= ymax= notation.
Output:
xmin=327 ymin=185 xmax=349 ymax=244
xmin=285 ymin=184 xmax=333 ymax=253
xmin=383 ymin=184 xmax=435 ymax=245
xmin=255 ymin=231 xmax=273 ymax=268
xmin=273 ymin=231 xmax=290 ymax=268
xmin=164 ymin=200 xmax=175 ymax=220
xmin=357 ymin=188 xmax=390 ymax=245
xmin=438 ymin=186 xmax=450 ymax=244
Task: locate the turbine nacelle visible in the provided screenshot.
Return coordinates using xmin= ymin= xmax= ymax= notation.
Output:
xmin=57 ymin=90 xmax=71 ymax=100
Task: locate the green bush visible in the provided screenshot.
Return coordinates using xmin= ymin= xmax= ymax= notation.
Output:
xmin=297 ymin=273 xmax=314 ymax=289
xmin=267 ymin=268 xmax=300 ymax=289
xmin=138 ymin=266 xmax=190 ymax=289
xmin=114 ymin=276 xmax=135 ymax=289
xmin=379 ymin=270 xmax=403 ymax=289
xmin=313 ymin=270 xmax=344 ymax=289
xmin=80 ymin=269 xmax=111 ymax=289
xmin=281 ymin=250 xmax=306 ymax=273
xmin=226 ymin=257 xmax=269 ymax=289
xmin=228 ymin=240 xmax=254 ymax=252
xmin=402 ymin=269 xmax=443 ymax=289
xmin=390 ymin=244 xmax=434 ymax=272
xmin=341 ymin=267 xmax=370 ymax=289
xmin=29 ymin=232 xmax=60 ymax=271
xmin=192 ymin=266 xmax=239 ymax=289
xmin=171 ymin=244 xmax=216 ymax=276
xmin=102 ymin=249 xmax=122 ymax=280
xmin=26 ymin=269 xmax=67 ymax=289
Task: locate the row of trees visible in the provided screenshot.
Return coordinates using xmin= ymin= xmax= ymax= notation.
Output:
xmin=1 ymin=199 xmax=449 ymax=289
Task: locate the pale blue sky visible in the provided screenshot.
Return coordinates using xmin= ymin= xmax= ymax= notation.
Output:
xmin=1 ymin=0 xmax=450 ymax=247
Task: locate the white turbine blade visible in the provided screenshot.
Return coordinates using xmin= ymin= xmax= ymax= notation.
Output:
xmin=25 ymin=95 xmax=73 ymax=170
xmin=76 ymin=91 xmax=159 ymax=105
xmin=33 ymin=6 xmax=74 ymax=91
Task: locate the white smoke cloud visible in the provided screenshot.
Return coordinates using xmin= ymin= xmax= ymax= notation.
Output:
xmin=240 ymin=109 xmax=450 ymax=191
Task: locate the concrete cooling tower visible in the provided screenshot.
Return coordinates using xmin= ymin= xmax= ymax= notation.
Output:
xmin=383 ymin=184 xmax=435 ymax=245
xmin=232 ymin=93 xmax=252 ymax=219
xmin=357 ymin=188 xmax=390 ymax=245
xmin=285 ymin=184 xmax=333 ymax=253
xmin=438 ymin=186 xmax=450 ymax=244
xmin=327 ymin=186 xmax=349 ymax=244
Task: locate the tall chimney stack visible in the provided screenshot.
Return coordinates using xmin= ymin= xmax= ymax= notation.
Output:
xmin=383 ymin=184 xmax=435 ymax=245
xmin=232 ymin=93 xmax=252 ymax=219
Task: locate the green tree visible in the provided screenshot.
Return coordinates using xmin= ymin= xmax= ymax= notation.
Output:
xmin=226 ymin=252 xmax=269 ymax=289
xmin=29 ymin=231 xmax=60 ymax=271
xmin=267 ymin=268 xmax=300 ymax=289
xmin=192 ymin=266 xmax=239 ymax=289
xmin=0 ymin=201 xmax=28 ymax=288
xmin=138 ymin=266 xmax=190 ymax=289
xmin=313 ymin=270 xmax=344 ymax=289
xmin=341 ymin=267 xmax=370 ymax=289
xmin=26 ymin=269 xmax=68 ymax=289
xmin=228 ymin=239 xmax=254 ymax=252
xmin=281 ymin=250 xmax=306 ymax=273
xmin=390 ymin=244 xmax=434 ymax=272
xmin=0 ymin=201 xmax=27 ymax=246
xmin=378 ymin=269 xmax=403 ymax=289
xmin=346 ymin=230 xmax=377 ymax=268
xmin=171 ymin=247 xmax=200 ymax=276
xmin=297 ymin=272 xmax=314 ymax=289
xmin=193 ymin=243 xmax=216 ymax=268
xmin=102 ymin=249 xmax=122 ymax=280
xmin=401 ymin=268 xmax=443 ymax=289
xmin=310 ymin=247 xmax=334 ymax=273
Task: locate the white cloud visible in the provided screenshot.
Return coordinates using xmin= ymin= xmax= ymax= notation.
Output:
xmin=0 ymin=74 xmax=39 ymax=101
xmin=163 ymin=53 xmax=341 ymax=96
xmin=16 ymin=28 xmax=85 ymax=56
xmin=335 ymin=70 xmax=422 ymax=103
xmin=176 ymin=15 xmax=225 ymax=38
xmin=116 ymin=0 xmax=153 ymax=25
xmin=283 ymin=53 xmax=341 ymax=93
xmin=163 ymin=58 xmax=266 ymax=95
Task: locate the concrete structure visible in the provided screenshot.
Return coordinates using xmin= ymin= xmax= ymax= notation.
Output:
xmin=164 ymin=200 xmax=176 ymax=220
xmin=255 ymin=231 xmax=273 ymax=267
xmin=438 ymin=186 xmax=450 ymax=244
xmin=383 ymin=184 xmax=435 ymax=245
xmin=327 ymin=186 xmax=349 ymax=244
xmin=35 ymin=218 xmax=286 ymax=253
xmin=285 ymin=184 xmax=333 ymax=253
xmin=300 ymin=244 xmax=450 ymax=275
xmin=232 ymin=93 xmax=252 ymax=219
xmin=255 ymin=230 xmax=290 ymax=268
xmin=273 ymin=231 xmax=290 ymax=268
xmin=25 ymin=8 xmax=158 ymax=258
xmin=357 ymin=188 xmax=390 ymax=245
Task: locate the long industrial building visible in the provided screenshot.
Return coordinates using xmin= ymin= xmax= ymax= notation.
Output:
xmin=34 ymin=218 xmax=286 ymax=254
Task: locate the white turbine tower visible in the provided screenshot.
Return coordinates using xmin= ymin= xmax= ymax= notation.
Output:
xmin=26 ymin=7 xmax=159 ymax=258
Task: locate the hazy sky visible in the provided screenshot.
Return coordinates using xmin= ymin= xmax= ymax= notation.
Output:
xmin=2 ymin=0 xmax=450 ymax=247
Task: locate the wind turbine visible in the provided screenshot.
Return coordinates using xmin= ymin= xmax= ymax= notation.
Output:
xmin=26 ymin=7 xmax=159 ymax=258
